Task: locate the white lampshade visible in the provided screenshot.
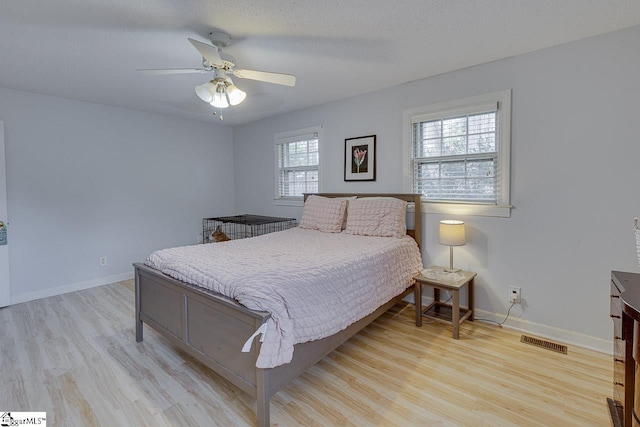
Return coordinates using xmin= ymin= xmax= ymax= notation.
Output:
xmin=226 ymin=83 xmax=246 ymax=106
xmin=439 ymin=220 xmax=466 ymax=246
xmin=195 ymin=81 xmax=216 ymax=103
xmin=210 ymin=85 xmax=229 ymax=109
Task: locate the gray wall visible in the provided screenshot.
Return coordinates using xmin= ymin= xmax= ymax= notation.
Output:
xmin=0 ymin=87 xmax=235 ymax=299
xmin=233 ymin=26 xmax=640 ymax=347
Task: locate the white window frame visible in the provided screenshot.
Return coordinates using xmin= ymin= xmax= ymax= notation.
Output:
xmin=274 ymin=125 xmax=323 ymax=207
xmin=403 ymin=90 xmax=512 ymax=217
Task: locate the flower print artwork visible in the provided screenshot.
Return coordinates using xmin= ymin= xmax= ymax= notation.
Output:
xmin=352 ymin=146 xmax=368 ymax=174
xmin=344 ymin=135 xmax=376 ymax=181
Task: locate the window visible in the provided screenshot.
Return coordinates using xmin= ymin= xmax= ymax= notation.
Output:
xmin=404 ymin=90 xmax=511 ymax=217
xmin=275 ymin=126 xmax=322 ymax=205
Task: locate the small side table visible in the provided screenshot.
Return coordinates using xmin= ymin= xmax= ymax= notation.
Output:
xmin=414 ymin=266 xmax=476 ymax=339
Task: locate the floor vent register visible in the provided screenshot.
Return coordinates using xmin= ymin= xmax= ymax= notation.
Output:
xmin=520 ymin=335 xmax=568 ymax=355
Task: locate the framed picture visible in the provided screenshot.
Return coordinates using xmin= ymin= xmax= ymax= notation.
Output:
xmin=344 ymin=135 xmax=376 ymax=181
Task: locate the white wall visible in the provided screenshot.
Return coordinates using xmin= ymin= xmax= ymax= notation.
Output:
xmin=233 ymin=25 xmax=640 ymax=350
xmin=0 ymin=87 xmax=235 ymax=302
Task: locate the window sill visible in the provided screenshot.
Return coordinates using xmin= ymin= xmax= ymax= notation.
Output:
xmin=274 ymin=198 xmax=304 ymax=207
xmin=408 ymin=201 xmax=511 ymax=218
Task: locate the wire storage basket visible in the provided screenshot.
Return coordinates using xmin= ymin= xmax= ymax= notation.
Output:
xmin=203 ymin=214 xmax=297 ymax=243
xmin=635 ymin=218 xmax=640 ymax=267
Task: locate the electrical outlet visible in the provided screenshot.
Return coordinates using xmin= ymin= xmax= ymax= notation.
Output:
xmin=99 ymin=256 xmax=107 ymax=267
xmin=509 ymin=286 xmax=521 ymax=304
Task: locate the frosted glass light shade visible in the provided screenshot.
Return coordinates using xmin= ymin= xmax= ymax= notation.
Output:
xmin=439 ymin=220 xmax=465 ymax=246
xmin=211 ymin=85 xmax=229 ymax=108
xmin=226 ymin=84 xmax=246 ymax=106
xmin=195 ymin=81 xmax=216 ymax=103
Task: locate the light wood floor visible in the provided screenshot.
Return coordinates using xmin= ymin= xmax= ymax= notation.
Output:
xmin=1 ymin=280 xmax=612 ymax=426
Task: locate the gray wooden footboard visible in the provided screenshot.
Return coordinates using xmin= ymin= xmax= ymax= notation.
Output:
xmin=134 ymin=193 xmax=422 ymax=426
xmin=134 ymin=262 xmax=412 ymax=426
xmin=134 ymin=263 xmax=269 ymax=397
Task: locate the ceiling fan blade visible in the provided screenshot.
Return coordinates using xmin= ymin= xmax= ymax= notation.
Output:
xmin=233 ymin=69 xmax=296 ymax=87
xmin=188 ymin=38 xmax=224 ymax=66
xmin=136 ymin=68 xmax=210 ymax=75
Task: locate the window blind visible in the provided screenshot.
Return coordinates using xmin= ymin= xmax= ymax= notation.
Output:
xmin=412 ymin=109 xmax=499 ymax=203
xmin=276 ymin=132 xmax=319 ymax=198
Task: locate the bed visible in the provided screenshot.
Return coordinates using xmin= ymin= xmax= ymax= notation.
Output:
xmin=134 ymin=193 xmax=423 ymax=426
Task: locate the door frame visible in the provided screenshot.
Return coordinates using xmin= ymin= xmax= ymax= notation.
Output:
xmin=0 ymin=121 xmax=10 ymax=307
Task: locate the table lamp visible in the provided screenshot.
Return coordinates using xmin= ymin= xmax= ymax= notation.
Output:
xmin=439 ymin=220 xmax=465 ymax=272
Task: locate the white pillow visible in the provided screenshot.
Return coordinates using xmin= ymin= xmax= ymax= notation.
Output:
xmin=299 ymin=195 xmax=348 ymax=233
xmin=345 ymin=197 xmax=407 ymax=237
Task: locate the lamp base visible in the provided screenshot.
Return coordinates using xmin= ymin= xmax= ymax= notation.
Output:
xmin=445 ymin=246 xmax=461 ymax=273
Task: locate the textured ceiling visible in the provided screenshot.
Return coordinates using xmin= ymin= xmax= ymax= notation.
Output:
xmin=1 ymin=0 xmax=639 ymax=126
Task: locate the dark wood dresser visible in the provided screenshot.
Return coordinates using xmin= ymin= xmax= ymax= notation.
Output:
xmin=610 ymin=271 xmax=640 ymax=426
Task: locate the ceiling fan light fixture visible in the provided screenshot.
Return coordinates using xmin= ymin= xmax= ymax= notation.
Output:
xmin=143 ymin=32 xmax=297 ymax=119
xmin=195 ymin=81 xmax=216 ymax=103
xmin=225 ymin=82 xmax=246 ymax=106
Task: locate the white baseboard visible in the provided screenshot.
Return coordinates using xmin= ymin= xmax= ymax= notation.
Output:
xmin=404 ymin=293 xmax=611 ymax=355
xmin=473 ymin=308 xmax=611 ymax=355
xmin=10 ymin=271 xmax=134 ymax=305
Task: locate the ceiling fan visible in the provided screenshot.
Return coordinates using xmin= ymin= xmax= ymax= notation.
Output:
xmin=138 ymin=32 xmax=296 ymax=116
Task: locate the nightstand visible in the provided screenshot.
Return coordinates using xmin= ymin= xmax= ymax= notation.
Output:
xmin=414 ymin=266 xmax=476 ymax=339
